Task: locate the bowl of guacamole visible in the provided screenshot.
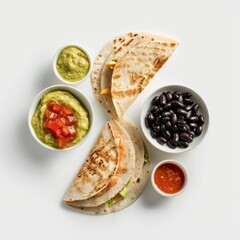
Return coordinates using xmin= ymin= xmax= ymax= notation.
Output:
xmin=28 ymin=84 xmax=93 ymax=150
xmin=53 ymin=45 xmax=92 ymax=84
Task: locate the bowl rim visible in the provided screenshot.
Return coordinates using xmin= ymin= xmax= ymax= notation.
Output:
xmin=151 ymin=159 xmax=188 ymax=197
xmin=53 ymin=44 xmax=92 ymax=85
xmin=28 ymin=84 xmax=94 ymax=151
xmin=140 ymin=84 xmax=210 ymax=154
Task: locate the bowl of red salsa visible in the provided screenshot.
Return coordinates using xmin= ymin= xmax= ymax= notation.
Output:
xmin=28 ymin=84 xmax=93 ymax=150
xmin=151 ymin=160 xmax=188 ymax=197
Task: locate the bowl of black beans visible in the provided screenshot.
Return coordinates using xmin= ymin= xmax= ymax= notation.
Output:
xmin=141 ymin=84 xmax=209 ymax=153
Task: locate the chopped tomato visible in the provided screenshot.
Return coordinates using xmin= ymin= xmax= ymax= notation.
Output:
xmin=67 ymin=125 xmax=76 ymax=136
xmin=44 ymin=99 xmax=77 ymax=148
xmin=63 ymin=106 xmax=74 ymax=115
xmin=51 ymin=103 xmax=62 ymax=113
xmin=44 ymin=110 xmax=58 ymax=120
xmin=60 ymin=117 xmax=67 ymax=125
xmin=66 ymin=115 xmax=77 ymax=125
xmin=58 ymin=136 xmax=74 ymax=148
xmin=61 ymin=126 xmax=70 ymax=137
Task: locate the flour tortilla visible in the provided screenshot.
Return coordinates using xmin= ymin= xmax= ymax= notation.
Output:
xmin=101 ymin=33 xmax=176 ymax=118
xmin=63 ymin=121 xmax=119 ymax=201
xmin=91 ymin=31 xmax=177 ymax=115
xmin=111 ymin=39 xmax=178 ymax=118
xmin=65 ymin=118 xmax=151 ymax=214
xmin=64 ymin=118 xmax=135 ymax=206
xmin=67 ymin=161 xmax=151 ymax=215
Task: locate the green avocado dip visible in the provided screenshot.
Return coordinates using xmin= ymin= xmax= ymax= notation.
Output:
xmin=31 ymin=90 xmax=90 ymax=149
xmin=56 ymin=46 xmax=90 ymax=82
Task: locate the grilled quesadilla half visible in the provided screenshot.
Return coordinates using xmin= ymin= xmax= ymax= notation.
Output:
xmin=64 ymin=119 xmax=151 ymax=214
xmin=100 ymin=33 xmax=177 ymax=118
xmin=91 ymin=31 xmax=177 ymax=115
xmin=64 ymin=118 xmax=135 ymax=206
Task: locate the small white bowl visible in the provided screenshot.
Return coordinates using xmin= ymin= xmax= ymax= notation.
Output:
xmin=140 ymin=84 xmax=209 ymax=154
xmin=53 ymin=45 xmax=92 ymax=85
xmin=28 ymin=84 xmax=94 ymax=151
xmin=151 ymin=159 xmax=188 ymax=197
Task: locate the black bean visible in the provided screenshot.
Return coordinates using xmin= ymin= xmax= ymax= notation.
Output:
xmin=161 ymin=124 xmax=167 ymax=133
xmin=162 ymin=111 xmax=171 ymax=118
xmin=151 ymin=96 xmax=160 ymax=106
xmin=145 ymin=116 xmax=150 ymax=128
xmin=183 ymin=98 xmax=194 ymax=105
xmin=150 ymin=129 xmax=158 ymax=139
xmin=178 ymin=141 xmax=189 ymax=148
xmin=157 ymin=137 xmax=167 ymax=145
xmin=147 ymin=112 xmax=155 ymax=122
xmin=172 ymin=100 xmax=184 ymax=108
xmin=163 ymin=117 xmax=170 ymax=123
xmin=165 ymin=121 xmax=172 ymax=128
xmin=167 ymin=139 xmax=177 ymax=149
xmin=154 ymin=107 xmax=163 ymax=116
xmin=173 ymin=133 xmax=179 ymax=145
xmin=178 ymin=125 xmax=188 ymax=132
xmin=195 ymin=125 xmax=203 ymax=136
xmin=181 ymin=92 xmax=191 ymax=99
xmin=163 ymin=130 xmax=171 ymax=139
xmin=172 ymin=124 xmax=178 ymax=132
xmin=178 ymin=95 xmax=183 ymax=103
xmin=155 ymin=116 xmax=161 ymax=125
xmin=192 ymin=103 xmax=199 ymax=113
xmin=166 ymin=91 xmax=173 ymax=102
xmin=186 ymin=110 xmax=192 ymax=120
xmin=153 ymin=125 xmax=161 ymax=133
xmin=189 ymin=122 xmax=198 ymax=129
xmin=198 ymin=115 xmax=205 ymax=125
xmin=149 ymin=105 xmax=158 ymax=113
xmin=179 ymin=115 xmax=185 ymax=120
xmin=189 ymin=116 xmax=199 ymax=122
xmin=177 ymin=108 xmax=188 ymax=116
xmin=171 ymin=112 xmax=177 ymax=124
xmin=159 ymin=93 xmax=167 ymax=106
xmin=180 ymin=132 xmax=191 ymax=141
xmin=185 ymin=104 xmax=193 ymax=111
xmin=163 ymin=102 xmax=172 ymax=111
xmin=177 ymin=119 xmax=186 ymax=126
xmin=173 ymin=91 xmax=181 ymax=96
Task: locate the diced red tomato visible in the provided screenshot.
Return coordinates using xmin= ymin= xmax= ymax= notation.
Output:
xmin=58 ymin=136 xmax=74 ymax=148
xmin=67 ymin=125 xmax=77 ymax=137
xmin=66 ymin=115 xmax=77 ymax=125
xmin=44 ymin=99 xmax=77 ymax=148
xmin=60 ymin=117 xmax=67 ymax=125
xmin=63 ymin=106 xmax=74 ymax=115
xmin=44 ymin=109 xmax=58 ymax=120
xmin=61 ymin=126 xmax=70 ymax=137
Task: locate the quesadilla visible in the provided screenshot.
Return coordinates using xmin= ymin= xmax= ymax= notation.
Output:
xmin=64 ymin=119 xmax=150 ymax=214
xmin=91 ymin=31 xmax=177 ymax=115
xmin=100 ymin=33 xmax=178 ymax=118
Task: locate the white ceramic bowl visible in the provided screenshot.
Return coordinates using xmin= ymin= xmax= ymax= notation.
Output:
xmin=151 ymin=159 xmax=188 ymax=197
xmin=28 ymin=84 xmax=94 ymax=151
xmin=53 ymin=44 xmax=92 ymax=85
xmin=141 ymin=84 xmax=209 ymax=154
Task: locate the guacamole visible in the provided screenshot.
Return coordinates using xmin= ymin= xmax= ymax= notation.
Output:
xmin=31 ymin=90 xmax=90 ymax=149
xmin=56 ymin=46 xmax=90 ymax=82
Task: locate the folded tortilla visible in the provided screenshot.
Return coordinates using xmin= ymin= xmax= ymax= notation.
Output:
xmin=64 ymin=119 xmax=151 ymax=214
xmin=91 ymin=32 xmax=178 ymax=118
xmin=91 ymin=31 xmax=176 ymax=115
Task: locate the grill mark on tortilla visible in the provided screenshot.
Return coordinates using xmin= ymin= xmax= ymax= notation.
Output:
xmin=124 ymin=38 xmax=134 ymax=46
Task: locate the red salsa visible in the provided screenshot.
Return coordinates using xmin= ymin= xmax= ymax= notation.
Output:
xmin=44 ymin=100 xmax=77 ymax=148
xmin=154 ymin=163 xmax=185 ymax=194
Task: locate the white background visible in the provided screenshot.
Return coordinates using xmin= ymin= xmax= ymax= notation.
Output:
xmin=0 ymin=0 xmax=239 ymax=239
